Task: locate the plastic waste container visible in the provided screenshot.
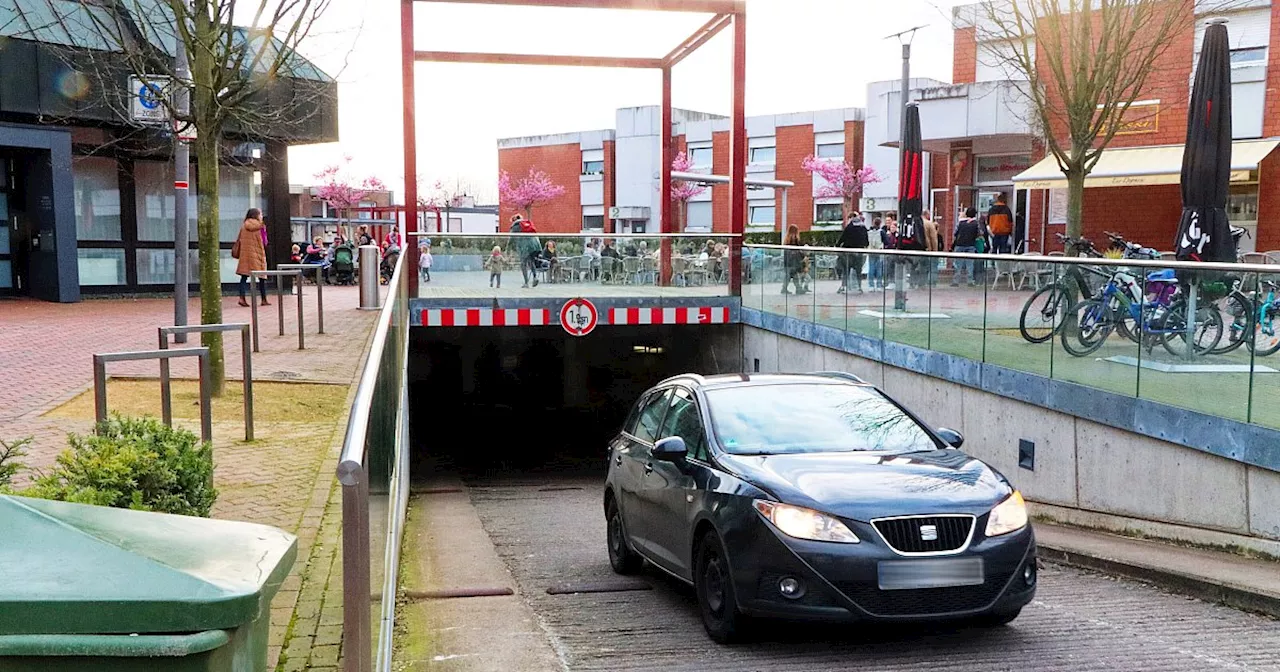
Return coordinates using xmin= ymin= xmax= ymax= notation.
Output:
xmin=0 ymin=495 xmax=297 ymax=671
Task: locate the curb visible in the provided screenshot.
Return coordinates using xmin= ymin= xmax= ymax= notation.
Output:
xmin=1038 ymin=543 xmax=1280 ymax=619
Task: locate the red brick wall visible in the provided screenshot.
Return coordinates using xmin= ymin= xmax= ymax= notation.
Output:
xmin=1079 ymin=184 xmax=1182 ymax=249
xmin=845 ymin=120 xmax=864 ymax=174
xmin=954 ymin=27 xmax=977 ymax=84
xmin=711 ymin=131 xmax=731 ymax=233
xmin=1265 ymin=7 xmax=1280 ymax=138
xmin=776 ymin=124 xmax=814 ymax=231
xmin=497 ymin=143 xmax=581 ymax=233
xmin=603 ymin=140 xmax=616 ymax=233
xmin=1256 ymin=153 xmax=1280 ymax=252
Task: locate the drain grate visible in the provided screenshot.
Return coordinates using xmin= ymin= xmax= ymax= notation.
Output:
xmin=404 ymin=587 xmax=514 ymax=600
xmin=546 ymin=579 xmax=652 ymax=595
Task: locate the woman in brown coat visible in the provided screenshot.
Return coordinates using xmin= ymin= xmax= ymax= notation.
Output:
xmin=235 ymin=208 xmax=269 ymax=307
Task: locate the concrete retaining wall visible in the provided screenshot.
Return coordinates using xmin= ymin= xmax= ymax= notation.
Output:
xmin=743 ymin=325 xmax=1280 ymax=554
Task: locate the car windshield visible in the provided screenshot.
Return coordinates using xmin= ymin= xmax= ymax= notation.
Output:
xmin=705 ymin=383 xmax=940 ymax=455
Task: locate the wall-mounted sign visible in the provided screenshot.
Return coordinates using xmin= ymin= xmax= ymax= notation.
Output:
xmin=560 ymin=298 xmax=599 ymax=337
xmin=951 ymin=148 xmax=972 ymax=184
xmin=975 ymin=154 xmax=1034 ymax=184
xmin=129 ymin=76 xmax=171 ymax=123
xmin=1101 ymin=101 xmax=1160 ymax=136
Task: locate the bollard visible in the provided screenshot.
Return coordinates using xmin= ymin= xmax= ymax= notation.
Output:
xmin=359 ymin=245 xmax=381 ymax=310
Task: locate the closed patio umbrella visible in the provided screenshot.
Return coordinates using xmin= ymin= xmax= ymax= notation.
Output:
xmin=895 ymin=103 xmax=925 ymax=309
xmin=1174 ymin=19 xmax=1233 ymax=265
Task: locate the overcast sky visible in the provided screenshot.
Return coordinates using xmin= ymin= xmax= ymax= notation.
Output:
xmin=287 ymin=0 xmax=963 ymax=201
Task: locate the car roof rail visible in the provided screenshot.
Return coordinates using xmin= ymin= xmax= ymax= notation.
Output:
xmin=656 ymin=372 xmax=708 ymax=387
xmin=810 ymin=371 xmax=870 ymax=385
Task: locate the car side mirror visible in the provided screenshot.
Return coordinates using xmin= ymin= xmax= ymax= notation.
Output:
xmin=936 ymin=428 xmax=964 ymax=448
xmin=653 ymin=436 xmax=687 ymax=461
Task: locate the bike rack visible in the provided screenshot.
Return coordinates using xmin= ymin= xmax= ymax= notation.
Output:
xmin=250 ymin=269 xmax=305 ymax=352
xmin=92 ymin=348 xmax=212 ymax=444
xmin=159 ymin=323 xmax=254 ymax=441
xmin=278 ymin=263 xmax=326 ymax=335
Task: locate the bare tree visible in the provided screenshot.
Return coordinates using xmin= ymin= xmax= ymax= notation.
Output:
xmin=60 ymin=0 xmax=336 ymax=393
xmin=977 ymin=0 xmax=1200 ymax=245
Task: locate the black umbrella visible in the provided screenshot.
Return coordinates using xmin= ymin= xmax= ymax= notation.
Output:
xmin=1174 ymin=20 xmax=1234 ymax=264
xmin=897 ymin=103 xmax=926 ymax=252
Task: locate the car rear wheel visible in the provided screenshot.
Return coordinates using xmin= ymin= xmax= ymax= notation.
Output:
xmin=606 ymin=500 xmax=643 ymax=575
xmin=695 ymin=531 xmax=747 ymax=643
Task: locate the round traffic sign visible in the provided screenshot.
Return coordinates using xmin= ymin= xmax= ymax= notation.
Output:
xmin=560 ymin=297 xmax=598 ymax=337
xmin=138 ymin=83 xmax=163 ymax=110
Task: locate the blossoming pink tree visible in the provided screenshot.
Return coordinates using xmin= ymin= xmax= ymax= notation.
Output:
xmin=498 ymin=168 xmax=565 ymax=222
xmin=670 ymin=151 xmax=708 ymax=230
xmin=313 ymin=157 xmax=386 ymax=240
xmin=419 ymin=180 xmax=469 ymax=233
xmin=801 ymin=156 xmax=883 ymax=224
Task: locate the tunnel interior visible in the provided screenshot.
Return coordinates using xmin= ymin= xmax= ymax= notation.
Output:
xmin=408 ymin=324 xmax=740 ymax=481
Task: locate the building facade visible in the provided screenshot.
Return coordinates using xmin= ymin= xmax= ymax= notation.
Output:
xmin=497 ymin=105 xmax=865 ymax=235
xmin=0 ymin=0 xmax=337 ymax=301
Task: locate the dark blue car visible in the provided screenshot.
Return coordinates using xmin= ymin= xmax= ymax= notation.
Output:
xmin=603 ymin=372 xmax=1037 ymax=643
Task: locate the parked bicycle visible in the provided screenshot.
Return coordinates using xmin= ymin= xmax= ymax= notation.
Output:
xmin=1061 ymin=265 xmax=1223 ymax=358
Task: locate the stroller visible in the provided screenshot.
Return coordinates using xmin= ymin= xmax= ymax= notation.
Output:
xmin=332 ymin=244 xmax=356 ymax=285
xmin=380 ymin=245 xmax=400 ymax=285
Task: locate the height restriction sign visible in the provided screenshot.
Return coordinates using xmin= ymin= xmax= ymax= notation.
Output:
xmin=560 ymin=297 xmax=598 ymax=337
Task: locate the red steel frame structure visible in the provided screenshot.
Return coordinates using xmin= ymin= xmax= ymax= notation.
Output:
xmin=400 ymin=0 xmax=748 ymax=295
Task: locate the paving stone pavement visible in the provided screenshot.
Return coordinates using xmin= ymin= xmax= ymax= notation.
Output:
xmin=0 ymin=284 xmax=378 ymax=671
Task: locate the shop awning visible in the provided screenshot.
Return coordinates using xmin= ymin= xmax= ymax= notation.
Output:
xmin=1012 ymin=138 xmax=1280 ymax=189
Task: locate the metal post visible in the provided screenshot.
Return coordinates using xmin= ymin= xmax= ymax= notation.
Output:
xmin=1185 ymin=282 xmax=1199 ymax=361
xmin=198 ymin=350 xmax=212 ymax=444
xmin=297 ymin=277 xmax=306 ymax=350
xmin=728 ymin=10 xmax=747 ymax=296
xmin=402 ymin=0 xmax=419 ymax=300
xmin=342 ymin=474 xmax=372 ymax=672
xmin=250 ymin=276 xmax=260 ymax=352
xmin=360 ymin=245 xmax=381 ymax=309
xmin=660 ymin=66 xmax=674 ymax=286
xmin=92 ymin=355 xmax=107 ymax=429
xmin=173 ymin=40 xmax=191 ymax=343
xmin=316 ymin=268 xmax=324 ymax=334
xmin=894 ymin=40 xmax=912 ymax=312
xmin=276 ymin=275 xmax=286 ymax=336
xmin=158 ymin=331 xmax=173 ymax=427
xmin=242 ymin=326 xmax=254 ymax=441
xmin=781 ymin=187 xmax=788 ymax=235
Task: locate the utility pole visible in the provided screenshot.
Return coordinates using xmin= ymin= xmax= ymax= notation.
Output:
xmin=886 ymin=25 xmax=925 ymax=311
xmin=173 ymin=40 xmax=192 ymax=342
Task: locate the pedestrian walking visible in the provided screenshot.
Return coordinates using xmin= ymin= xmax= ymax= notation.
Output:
xmin=987 ymin=193 xmax=1014 ymax=254
xmin=510 ymin=214 xmax=542 ymax=287
xmin=951 ymin=207 xmax=983 ymax=287
xmin=419 ymin=243 xmax=433 ymax=283
xmin=867 ymin=217 xmax=885 ymax=289
xmin=486 ymin=245 xmax=503 ymax=288
xmin=781 ymin=225 xmax=807 ymax=295
xmin=232 ymin=208 xmax=268 ymax=307
xmin=836 ymin=211 xmax=869 ymax=294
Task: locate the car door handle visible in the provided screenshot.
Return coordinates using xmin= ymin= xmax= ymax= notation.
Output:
xmin=644 ymin=462 xmax=654 ymax=474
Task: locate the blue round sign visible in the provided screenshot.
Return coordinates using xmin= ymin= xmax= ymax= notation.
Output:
xmin=138 ymin=83 xmax=162 ymax=110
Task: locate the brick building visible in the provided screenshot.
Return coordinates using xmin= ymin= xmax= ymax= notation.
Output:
xmin=497 ymin=106 xmax=865 ymax=235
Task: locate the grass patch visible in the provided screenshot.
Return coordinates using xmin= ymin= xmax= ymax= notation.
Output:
xmin=44 ymin=379 xmax=348 ymax=424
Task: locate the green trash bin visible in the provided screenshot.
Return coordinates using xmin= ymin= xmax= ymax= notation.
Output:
xmin=0 ymin=495 xmax=297 ymax=671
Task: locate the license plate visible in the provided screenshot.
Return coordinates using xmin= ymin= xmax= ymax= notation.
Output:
xmin=877 ymin=557 xmax=985 ymax=590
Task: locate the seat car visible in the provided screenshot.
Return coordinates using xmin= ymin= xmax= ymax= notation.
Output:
xmin=602 ymin=373 xmax=1037 ymax=643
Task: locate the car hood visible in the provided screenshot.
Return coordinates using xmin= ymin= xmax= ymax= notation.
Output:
xmin=719 ymin=449 xmax=1012 ymax=521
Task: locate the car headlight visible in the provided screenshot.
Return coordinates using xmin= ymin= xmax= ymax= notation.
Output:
xmin=753 ymin=500 xmax=859 ymax=544
xmin=985 ymin=491 xmax=1028 ymax=537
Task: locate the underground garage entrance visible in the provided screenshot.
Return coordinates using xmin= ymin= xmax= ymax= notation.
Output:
xmin=408 ymin=324 xmax=740 ymax=478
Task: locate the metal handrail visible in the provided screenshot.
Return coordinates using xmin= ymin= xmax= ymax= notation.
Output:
xmin=278 ymin=263 xmax=326 ymax=334
xmin=92 ymin=348 xmax=212 ymax=444
xmin=744 ymin=243 xmax=1280 ymax=275
xmin=410 ymin=231 xmax=740 ymax=239
xmin=159 ymin=324 xmax=253 ymax=441
xmin=249 ymin=270 xmax=305 ymax=351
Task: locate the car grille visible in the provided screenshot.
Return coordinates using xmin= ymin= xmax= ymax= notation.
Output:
xmin=836 ymin=570 xmax=1014 ymax=617
xmin=872 ymin=515 xmax=973 ymax=555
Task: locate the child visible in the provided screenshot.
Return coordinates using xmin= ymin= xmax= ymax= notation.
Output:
xmin=486 ymin=245 xmax=503 ymax=288
xmin=419 ymin=243 xmax=432 ymax=283
xmin=290 ymin=244 xmax=302 ymax=264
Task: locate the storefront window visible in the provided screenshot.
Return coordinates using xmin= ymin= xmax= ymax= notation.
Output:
xmin=135 ymin=160 xmax=198 ymax=241
xmin=219 ymin=166 xmax=263 ymax=243
xmin=77 ymin=248 xmax=125 ymax=285
xmin=73 ymin=157 xmax=121 ymax=241
xmin=1228 ymin=185 xmax=1259 ymax=252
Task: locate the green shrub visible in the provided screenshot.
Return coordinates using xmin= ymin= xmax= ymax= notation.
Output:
xmin=0 ymin=437 xmax=29 ymax=489
xmin=23 ymin=415 xmax=217 ymax=517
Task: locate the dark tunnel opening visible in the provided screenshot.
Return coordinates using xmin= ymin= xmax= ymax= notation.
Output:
xmin=408 ymin=325 xmax=741 ymax=481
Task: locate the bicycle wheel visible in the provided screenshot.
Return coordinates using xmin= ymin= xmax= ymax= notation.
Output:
xmin=1019 ymin=284 xmax=1067 ymax=343
xmin=1160 ymin=298 xmax=1224 ymax=358
xmin=1061 ymin=299 xmax=1113 ymax=357
xmin=1251 ymin=304 xmax=1280 ymax=357
xmin=1210 ymin=292 xmax=1252 ymax=355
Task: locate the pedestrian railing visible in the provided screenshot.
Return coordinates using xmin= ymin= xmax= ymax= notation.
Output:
xmin=249 ymin=269 xmax=305 ymax=351
xmin=744 ymin=243 xmax=1280 ymax=430
xmin=159 ymin=323 xmax=254 ymax=441
xmin=337 ymin=251 xmax=410 ymax=672
xmin=92 ymin=348 xmax=213 ymax=443
xmin=277 ymin=263 xmax=327 ymax=335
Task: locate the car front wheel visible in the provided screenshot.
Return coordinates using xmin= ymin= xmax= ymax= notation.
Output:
xmin=695 ymin=531 xmax=747 ymax=643
xmin=606 ymin=499 xmax=643 ymax=575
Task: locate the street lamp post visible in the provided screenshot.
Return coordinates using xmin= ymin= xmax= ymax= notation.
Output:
xmin=173 ymin=35 xmax=192 ymax=342
xmin=887 ymin=25 xmax=925 ymax=311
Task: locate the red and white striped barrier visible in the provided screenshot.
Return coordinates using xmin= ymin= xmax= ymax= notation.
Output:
xmin=421 ymin=308 xmax=550 ymax=327
xmin=608 ymin=306 xmax=730 ymax=326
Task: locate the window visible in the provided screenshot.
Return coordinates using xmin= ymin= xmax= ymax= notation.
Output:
xmin=816 ymin=142 xmax=844 ymax=159
xmin=357 ymin=201 xmax=375 ymax=220
xmin=77 ymin=248 xmax=126 ymax=285
xmin=72 ymin=157 xmax=121 ymax=241
xmin=685 ymin=201 xmax=712 ymax=231
xmin=748 ymin=204 xmax=776 ymax=226
xmin=815 ymin=203 xmax=843 ymax=223
xmin=134 ymin=160 xmax=197 ymax=242
xmin=706 ymin=383 xmax=940 ymax=455
xmin=689 ymin=145 xmax=713 ymax=168
xmin=583 ymin=205 xmax=604 ymax=230
xmin=749 ymin=145 xmax=776 ymax=165
xmin=219 ymin=166 xmax=263 ymax=243
xmin=582 ymin=148 xmax=605 ymax=175
xmin=659 ymin=388 xmax=709 ymax=461
xmin=631 ymin=389 xmax=673 ymax=442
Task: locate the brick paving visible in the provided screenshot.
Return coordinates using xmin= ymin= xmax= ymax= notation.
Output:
xmin=0 ymin=284 xmax=378 ymax=672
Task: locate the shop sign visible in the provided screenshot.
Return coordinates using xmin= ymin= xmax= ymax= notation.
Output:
xmin=1100 ymin=101 xmax=1160 ymax=136
xmin=975 ymin=154 xmax=1033 ymax=184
